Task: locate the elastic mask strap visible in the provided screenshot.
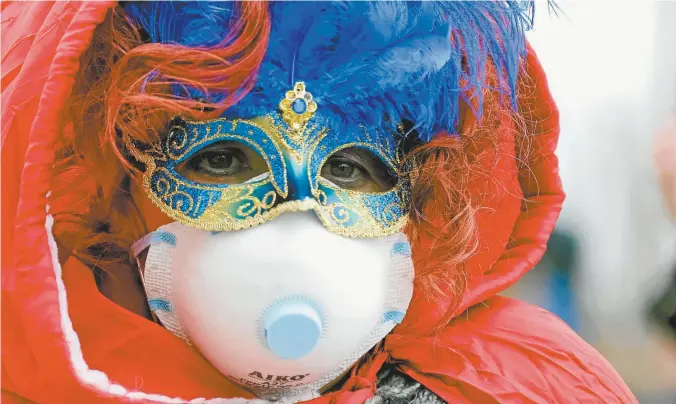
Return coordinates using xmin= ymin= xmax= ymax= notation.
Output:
xmin=131 ymin=230 xmax=177 ymax=327
xmin=131 ymin=231 xmax=177 ymax=258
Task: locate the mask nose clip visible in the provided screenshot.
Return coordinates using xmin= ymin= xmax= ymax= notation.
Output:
xmin=262 ymin=298 xmax=324 ymax=360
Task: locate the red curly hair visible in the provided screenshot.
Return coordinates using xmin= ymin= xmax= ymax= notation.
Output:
xmin=50 ymin=3 xmax=526 ymax=324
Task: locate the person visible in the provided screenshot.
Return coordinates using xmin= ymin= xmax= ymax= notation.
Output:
xmin=1 ymin=2 xmax=637 ymax=403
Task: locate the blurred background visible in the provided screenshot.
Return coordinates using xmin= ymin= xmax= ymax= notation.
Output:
xmin=503 ymin=1 xmax=676 ymax=402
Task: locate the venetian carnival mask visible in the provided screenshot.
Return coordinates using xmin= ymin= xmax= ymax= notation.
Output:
xmin=127 ymin=81 xmax=411 ymax=237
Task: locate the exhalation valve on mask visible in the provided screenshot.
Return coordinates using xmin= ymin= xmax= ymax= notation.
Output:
xmin=132 ymin=211 xmax=415 ymax=401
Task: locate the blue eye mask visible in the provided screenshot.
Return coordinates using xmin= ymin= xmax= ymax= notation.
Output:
xmin=127 ymin=82 xmax=412 ymax=237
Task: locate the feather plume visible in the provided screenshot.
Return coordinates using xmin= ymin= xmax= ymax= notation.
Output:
xmin=124 ymin=2 xmax=237 ymax=48
xmin=124 ymin=1 xmax=546 ymax=142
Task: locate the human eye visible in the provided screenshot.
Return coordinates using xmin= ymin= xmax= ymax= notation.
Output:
xmin=321 ymin=147 xmax=397 ymax=192
xmin=177 ymin=141 xmax=267 ymax=184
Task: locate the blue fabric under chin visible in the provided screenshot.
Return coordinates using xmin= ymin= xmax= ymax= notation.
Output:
xmin=123 ymin=1 xmax=539 ymax=142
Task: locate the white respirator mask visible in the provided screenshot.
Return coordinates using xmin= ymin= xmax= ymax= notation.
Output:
xmin=132 ymin=212 xmax=414 ymax=401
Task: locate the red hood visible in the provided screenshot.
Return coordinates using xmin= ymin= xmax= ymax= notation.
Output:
xmin=2 ymin=2 xmax=635 ymax=403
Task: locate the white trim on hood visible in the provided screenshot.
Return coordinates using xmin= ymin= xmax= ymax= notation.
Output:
xmin=44 ymin=208 xmax=272 ymax=404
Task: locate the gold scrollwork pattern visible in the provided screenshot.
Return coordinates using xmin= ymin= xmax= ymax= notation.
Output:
xmin=379 ymin=202 xmax=401 ymax=227
xmin=236 ymin=190 xmax=278 ymax=218
xmin=330 ymin=205 xmax=352 ymax=225
xmin=314 ymin=179 xmax=407 ymax=237
xmin=165 ymin=126 xmax=192 ymax=160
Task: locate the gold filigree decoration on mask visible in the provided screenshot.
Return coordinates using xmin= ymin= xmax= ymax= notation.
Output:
xmin=279 ymin=82 xmax=317 ymax=135
xmin=380 ymin=202 xmax=401 ymax=227
xmin=314 ymin=179 xmax=407 ymax=236
xmin=267 ymin=115 xmax=326 ymax=166
xmin=330 ymin=206 xmax=352 ymax=224
xmin=235 ymin=190 xmax=277 ymax=218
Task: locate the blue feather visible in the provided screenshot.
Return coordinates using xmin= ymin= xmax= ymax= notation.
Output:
xmin=124 ymin=1 xmax=237 ymax=47
xmin=124 ymin=1 xmax=544 ymax=142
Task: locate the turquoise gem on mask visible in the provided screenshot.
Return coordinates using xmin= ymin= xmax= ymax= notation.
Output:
xmin=292 ymin=98 xmax=307 ymax=114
